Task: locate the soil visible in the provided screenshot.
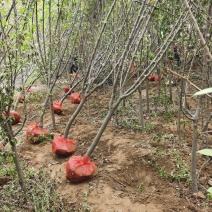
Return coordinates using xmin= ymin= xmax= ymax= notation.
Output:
xmin=4 ymin=79 xmax=212 ymax=211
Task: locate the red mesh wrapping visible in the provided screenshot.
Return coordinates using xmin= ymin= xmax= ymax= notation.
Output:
xmin=53 ymin=101 xmax=63 ymax=115
xmin=26 ymin=87 xmax=33 ymax=92
xmin=2 ymin=111 xmax=21 ymax=125
xmin=148 ymin=74 xmax=159 ymax=81
xmin=9 ymin=111 xmax=21 ymax=125
xmin=24 ymin=87 xmax=33 ymax=92
xmin=148 ymin=74 xmax=155 ymax=81
xmin=66 ymin=155 xmax=96 ymax=183
xmin=1 ymin=113 xmax=6 ymax=119
xmin=26 ymin=122 xmax=48 ymax=144
xmin=52 ymin=135 xmax=76 ymax=156
xmin=131 ymin=62 xmax=136 ymax=69
xmin=70 ymin=93 xmax=82 ymax=104
xmin=64 ymin=86 xmax=71 ymax=93
xmin=154 ymin=75 xmax=159 ymax=81
xmin=19 ymin=93 xmax=25 ymax=103
xmin=0 ymin=143 xmax=3 ymax=149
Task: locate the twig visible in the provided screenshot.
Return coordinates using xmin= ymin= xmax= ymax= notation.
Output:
xmin=197 ymin=158 xmax=211 ymax=180
xmin=165 ymin=67 xmax=212 ymax=98
xmin=201 ymin=113 xmax=212 ymax=132
xmin=133 ymin=0 xmax=178 ymax=18
xmin=0 ymin=200 xmax=32 ymax=210
xmin=184 ymin=0 xmax=212 ymax=61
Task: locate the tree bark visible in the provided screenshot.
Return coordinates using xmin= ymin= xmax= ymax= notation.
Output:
xmin=86 ymin=99 xmax=121 ymax=156
xmin=11 ymin=141 xmax=27 ymax=194
xmin=64 ymin=95 xmax=87 ymax=138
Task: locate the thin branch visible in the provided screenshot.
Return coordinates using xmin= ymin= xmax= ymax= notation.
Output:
xmin=184 ymin=0 xmax=212 ymax=61
xmin=201 ymin=113 xmax=212 ymax=132
xmin=133 ymin=0 xmax=178 ymax=18
xmin=165 ymin=67 xmax=212 ymax=98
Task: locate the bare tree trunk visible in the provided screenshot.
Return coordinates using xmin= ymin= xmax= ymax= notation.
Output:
xmin=11 ymin=141 xmax=27 ymax=193
xmin=64 ymin=96 xmax=87 ymax=138
xmin=146 ymin=43 xmax=150 ymax=115
xmin=114 ymin=106 xmax=118 ymax=126
xmin=201 ymin=112 xmax=212 ymax=148
xmin=138 ymin=85 xmax=144 ymax=132
xmin=190 ymin=93 xmax=202 ymax=192
xmin=49 ymin=95 xmax=56 ymax=129
xmin=156 ymin=68 xmax=161 ymax=111
xmin=202 ymin=3 xmax=211 ymax=148
xmin=177 ymin=82 xmax=183 ymax=144
xmin=191 ymin=2 xmax=212 ymax=193
xmin=40 ymin=94 xmax=50 ymax=128
xmin=169 ymin=75 xmax=173 ymax=102
xmin=146 ymin=79 xmax=150 ymax=114
xmin=63 ymin=1 xmax=118 ymax=137
xmin=86 ymin=99 xmax=121 ymax=156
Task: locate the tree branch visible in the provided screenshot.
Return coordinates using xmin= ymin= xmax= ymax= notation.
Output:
xmin=184 ymin=0 xmax=212 ymax=61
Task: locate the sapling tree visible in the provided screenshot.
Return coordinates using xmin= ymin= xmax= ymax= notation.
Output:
xmin=174 ymin=0 xmax=212 ymax=193
xmin=64 ymin=0 xmax=164 ymax=136
xmin=65 ymin=1 xmax=190 ymax=184
xmin=64 ymin=0 xmax=121 ymax=137
xmin=183 ymin=0 xmax=212 ymax=62
xmin=32 ymin=0 xmax=83 ymax=129
xmin=84 ymin=1 xmax=188 ymax=157
xmin=190 ymin=87 xmax=212 ymax=193
xmin=0 ymin=0 xmax=36 ymax=193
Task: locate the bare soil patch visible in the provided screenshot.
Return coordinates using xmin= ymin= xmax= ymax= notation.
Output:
xmin=9 ymin=81 xmax=212 ymax=212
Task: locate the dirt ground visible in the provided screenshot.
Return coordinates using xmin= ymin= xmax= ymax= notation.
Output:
xmin=10 ymin=80 xmax=212 ymax=212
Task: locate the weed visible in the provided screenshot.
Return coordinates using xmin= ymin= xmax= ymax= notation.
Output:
xmin=80 ymin=191 xmax=92 ymax=212
xmin=145 ymin=121 xmax=156 ymax=133
xmin=138 ymin=183 xmax=145 ymax=193
xmin=160 ymin=151 xmax=166 ymax=156
xmin=157 ymin=167 xmax=168 ymax=178
xmin=180 ymin=119 xmax=193 ymax=126
xmin=153 ymin=91 xmax=172 ymax=107
xmin=120 ymin=119 xmax=142 ymax=131
xmin=151 ymin=147 xmax=159 ymax=155
xmin=0 ymin=151 xmax=16 ymax=178
xmin=158 ymin=150 xmax=191 ymax=184
xmin=162 ymin=110 xmax=175 ymax=121
xmin=0 ymin=162 xmax=67 ymax=211
xmin=27 ymin=133 xmax=53 ymax=144
xmin=149 ymin=148 xmax=191 ymax=184
xmin=206 ymin=193 xmax=212 ymax=199
xmin=202 ymin=202 xmax=209 ymax=207
xmin=151 ymin=111 xmax=158 ymax=118
xmin=90 ymin=101 xmax=101 ymax=109
xmin=28 ymin=91 xmax=46 ymax=102
xmin=169 ymin=149 xmax=177 ymax=157
xmin=147 ymin=160 xmax=153 ymax=166
xmin=163 ymin=134 xmax=174 ymax=141
xmin=152 ymin=132 xmax=163 ymax=141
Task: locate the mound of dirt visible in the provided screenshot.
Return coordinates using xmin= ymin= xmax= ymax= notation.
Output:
xmin=15 ymin=85 xmax=211 ymax=212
